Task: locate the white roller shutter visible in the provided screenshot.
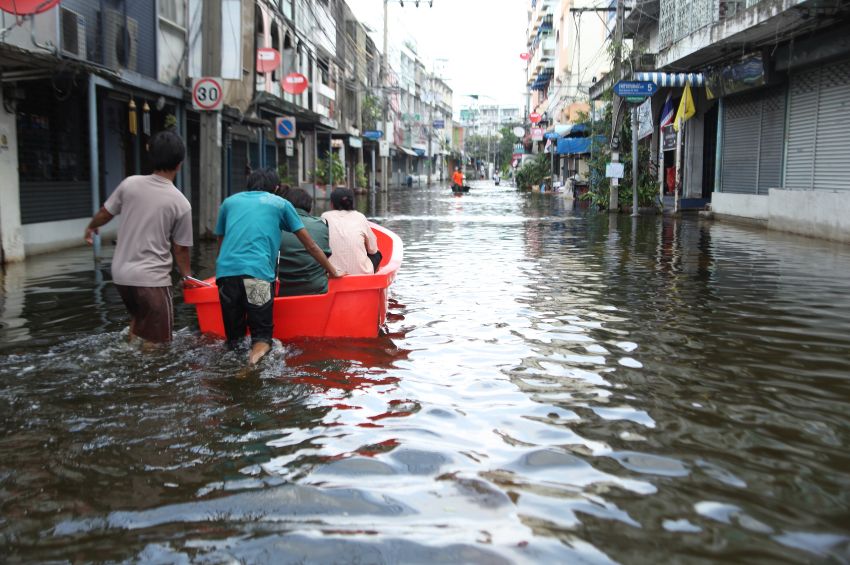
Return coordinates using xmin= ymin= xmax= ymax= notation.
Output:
xmin=786 ymin=58 xmax=850 ymax=192
xmin=720 ymin=87 xmax=786 ymax=195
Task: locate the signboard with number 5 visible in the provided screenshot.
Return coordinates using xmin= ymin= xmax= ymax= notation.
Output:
xmin=192 ymin=77 xmax=223 ymax=111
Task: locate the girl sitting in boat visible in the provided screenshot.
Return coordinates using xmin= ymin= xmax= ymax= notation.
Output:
xmin=321 ymin=187 xmax=379 ymax=276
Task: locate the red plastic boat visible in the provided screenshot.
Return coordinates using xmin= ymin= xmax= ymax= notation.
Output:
xmin=184 ymin=222 xmax=403 ymax=339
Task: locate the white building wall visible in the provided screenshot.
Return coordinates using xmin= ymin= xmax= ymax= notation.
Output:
xmin=0 ymin=89 xmax=24 ymax=262
xmin=710 ymin=190 xmax=850 ymax=242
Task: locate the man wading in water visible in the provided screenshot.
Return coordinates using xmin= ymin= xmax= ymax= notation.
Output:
xmin=84 ymin=130 xmax=193 ymax=346
xmin=214 ymin=169 xmax=344 ymax=365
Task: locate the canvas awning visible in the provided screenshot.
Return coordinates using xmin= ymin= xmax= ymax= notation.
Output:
xmin=556 ymin=137 xmax=591 ymax=155
xmin=399 ymin=147 xmax=417 ymax=156
xmin=634 ymin=72 xmax=705 ymax=87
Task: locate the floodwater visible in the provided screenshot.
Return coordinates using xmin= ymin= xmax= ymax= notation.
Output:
xmin=2 ymin=182 xmax=850 ymax=563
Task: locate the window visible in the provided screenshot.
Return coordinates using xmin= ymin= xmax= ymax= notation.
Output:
xmin=280 ymin=0 xmax=294 ymax=20
xmin=159 ymin=0 xmax=186 ymax=29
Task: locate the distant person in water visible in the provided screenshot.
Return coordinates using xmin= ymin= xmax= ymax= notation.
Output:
xmin=84 ymin=130 xmax=193 ymax=345
xmin=452 ymin=167 xmax=464 ymax=190
xmin=214 ymin=169 xmax=343 ymax=365
xmin=278 ymin=188 xmax=332 ymax=297
xmin=321 ymin=187 xmax=379 ymax=275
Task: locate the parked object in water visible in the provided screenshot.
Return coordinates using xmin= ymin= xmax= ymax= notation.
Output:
xmin=185 ymin=223 xmax=402 ymax=339
xmin=451 ymin=184 xmax=471 ymax=193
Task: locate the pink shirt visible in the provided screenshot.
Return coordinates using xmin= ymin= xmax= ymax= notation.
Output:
xmin=320 ymin=210 xmax=378 ymax=275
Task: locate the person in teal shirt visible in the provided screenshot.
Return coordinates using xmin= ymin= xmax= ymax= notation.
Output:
xmin=215 ymin=169 xmax=343 ymax=365
xmin=278 ymin=188 xmax=332 ymax=297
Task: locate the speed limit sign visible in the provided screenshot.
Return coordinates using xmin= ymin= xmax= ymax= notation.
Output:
xmin=192 ymin=77 xmax=223 ymax=111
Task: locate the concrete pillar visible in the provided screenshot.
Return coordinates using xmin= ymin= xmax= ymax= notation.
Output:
xmin=0 ymin=89 xmax=24 ymax=263
xmin=198 ymin=0 xmax=223 ymax=238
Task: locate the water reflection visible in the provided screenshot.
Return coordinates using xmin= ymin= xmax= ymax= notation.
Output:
xmin=1 ymin=183 xmax=850 ymax=562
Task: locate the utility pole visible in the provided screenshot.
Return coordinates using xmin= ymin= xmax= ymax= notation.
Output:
xmin=426 ymin=73 xmax=434 ymax=186
xmin=632 ymin=106 xmax=639 ymax=216
xmin=381 ymin=0 xmax=390 ymax=192
xmin=609 ymin=0 xmax=625 ymax=212
xmin=199 ymin=0 xmax=222 ymax=238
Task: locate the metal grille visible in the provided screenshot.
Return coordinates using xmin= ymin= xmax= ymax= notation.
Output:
xmin=674 ymin=0 xmax=691 ymax=42
xmin=659 ymin=0 xmax=675 ymax=47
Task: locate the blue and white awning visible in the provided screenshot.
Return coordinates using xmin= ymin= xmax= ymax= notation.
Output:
xmin=634 ymin=72 xmax=705 ymax=87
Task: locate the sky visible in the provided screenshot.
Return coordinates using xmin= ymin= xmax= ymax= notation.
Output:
xmin=346 ymin=0 xmax=529 ymax=114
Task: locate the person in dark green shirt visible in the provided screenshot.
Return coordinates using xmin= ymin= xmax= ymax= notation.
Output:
xmin=278 ymin=188 xmax=332 ymax=296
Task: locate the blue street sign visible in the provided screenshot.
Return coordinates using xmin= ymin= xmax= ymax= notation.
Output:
xmin=363 ymin=130 xmax=383 ymax=140
xmin=433 ymin=119 xmax=445 ymax=129
xmin=275 ymin=116 xmax=296 ymax=139
xmin=543 ymin=132 xmax=560 ymax=140
xmin=613 ymin=80 xmax=658 ymax=98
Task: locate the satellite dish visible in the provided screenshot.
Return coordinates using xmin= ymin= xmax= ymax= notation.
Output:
xmin=0 ymin=0 xmax=60 ymax=15
xmin=512 ymin=126 xmax=525 ymax=137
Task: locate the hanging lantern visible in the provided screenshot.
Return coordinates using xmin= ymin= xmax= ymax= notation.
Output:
xmin=142 ymin=101 xmax=151 ymax=136
xmin=128 ymin=99 xmax=137 ymax=136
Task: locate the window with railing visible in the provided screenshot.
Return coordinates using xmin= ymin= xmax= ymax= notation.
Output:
xmin=659 ymin=0 xmax=764 ymax=48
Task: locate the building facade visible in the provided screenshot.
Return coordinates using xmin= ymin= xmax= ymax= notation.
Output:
xmin=0 ymin=0 xmax=451 ymax=263
xmin=603 ymin=0 xmax=850 ymax=241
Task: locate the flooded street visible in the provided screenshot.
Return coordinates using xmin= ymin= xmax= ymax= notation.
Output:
xmin=2 ymin=182 xmax=850 ymax=563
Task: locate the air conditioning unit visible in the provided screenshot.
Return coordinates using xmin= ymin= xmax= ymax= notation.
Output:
xmin=60 ymin=7 xmax=87 ymax=60
xmin=103 ymin=9 xmax=138 ymax=71
xmin=719 ymin=1 xmax=746 ymax=19
xmin=630 ymin=52 xmax=656 ymax=72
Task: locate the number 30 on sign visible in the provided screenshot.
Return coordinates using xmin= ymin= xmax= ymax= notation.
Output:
xmin=192 ymin=77 xmax=223 ymax=111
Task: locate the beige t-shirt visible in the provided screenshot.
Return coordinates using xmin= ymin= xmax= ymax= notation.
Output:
xmin=320 ymin=210 xmax=378 ymax=275
xmin=104 ymin=174 xmax=192 ymax=287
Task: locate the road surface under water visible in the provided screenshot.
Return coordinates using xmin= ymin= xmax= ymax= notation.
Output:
xmin=1 ymin=182 xmax=849 ymax=563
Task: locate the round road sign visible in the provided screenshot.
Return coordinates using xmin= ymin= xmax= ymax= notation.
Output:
xmin=282 ymin=73 xmax=309 ymax=95
xmin=529 ymin=112 xmax=542 ymax=124
xmin=192 ymin=77 xmax=223 ymax=111
xmin=0 ymin=0 xmax=60 ymax=15
xmin=512 ymin=126 xmax=525 ymax=137
xmin=257 ymin=48 xmax=281 ymax=74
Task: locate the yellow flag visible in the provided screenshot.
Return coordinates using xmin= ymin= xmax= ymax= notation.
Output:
xmin=673 ymin=85 xmax=695 ymax=131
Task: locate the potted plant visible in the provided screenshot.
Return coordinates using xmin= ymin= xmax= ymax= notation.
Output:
xmin=313 ymin=153 xmax=345 ymax=187
xmin=354 ymin=163 xmax=368 ymax=193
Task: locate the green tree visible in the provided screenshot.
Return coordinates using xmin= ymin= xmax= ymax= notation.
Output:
xmin=361 ymin=94 xmax=382 ymax=131
xmin=575 ymin=97 xmax=659 ymax=210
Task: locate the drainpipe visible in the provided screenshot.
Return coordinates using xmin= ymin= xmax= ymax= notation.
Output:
xmin=714 ymin=98 xmax=723 ymax=194
xmin=88 ymin=74 xmax=101 ymax=258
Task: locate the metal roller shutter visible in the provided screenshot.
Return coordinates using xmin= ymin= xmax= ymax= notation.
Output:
xmin=756 ymin=89 xmax=786 ymax=194
xmin=813 ymin=59 xmax=850 ymax=191
xmin=721 ymin=87 xmax=786 ymax=195
xmin=230 ymin=140 xmax=248 ymax=194
xmin=721 ymin=94 xmax=760 ymax=194
xmin=785 ymin=67 xmax=819 ymax=189
xmin=786 ymin=58 xmax=850 ymax=191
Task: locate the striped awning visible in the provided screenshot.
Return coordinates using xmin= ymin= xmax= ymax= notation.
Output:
xmin=634 ymin=72 xmax=705 ymax=87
